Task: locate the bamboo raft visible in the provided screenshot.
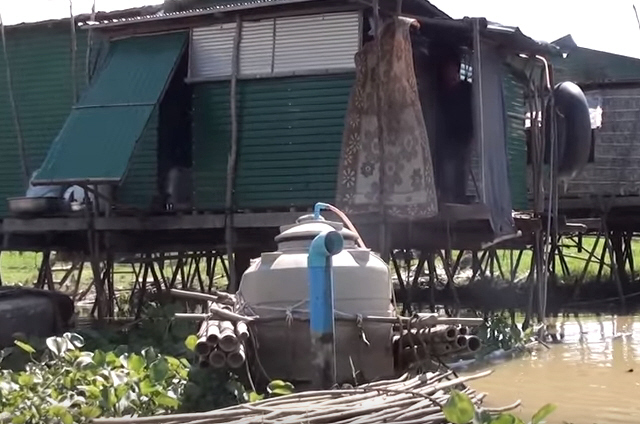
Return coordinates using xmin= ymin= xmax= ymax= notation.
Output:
xmin=93 ymin=369 xmax=520 ymax=424
xmin=90 ymin=290 xmax=516 ymax=423
xmin=170 ymin=288 xmax=486 ymax=370
xmin=95 ymin=289 xmax=517 ymax=423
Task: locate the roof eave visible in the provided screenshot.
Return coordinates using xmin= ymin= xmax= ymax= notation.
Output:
xmin=80 ymin=0 xmax=320 ymax=29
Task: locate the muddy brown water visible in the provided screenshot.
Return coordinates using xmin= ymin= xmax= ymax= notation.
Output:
xmin=464 ymin=314 xmax=640 ymax=424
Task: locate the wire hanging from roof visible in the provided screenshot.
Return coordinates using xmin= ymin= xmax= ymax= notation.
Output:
xmin=70 ymin=0 xmax=78 ymax=103
xmin=0 ymin=12 xmax=30 ymax=187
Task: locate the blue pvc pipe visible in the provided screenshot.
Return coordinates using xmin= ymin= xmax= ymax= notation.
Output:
xmin=313 ymin=202 xmax=331 ymax=220
xmin=308 ymin=230 xmax=344 ymax=334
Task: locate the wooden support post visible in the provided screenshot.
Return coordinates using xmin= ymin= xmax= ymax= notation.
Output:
xmin=492 ymin=249 xmax=506 ymax=280
xmin=105 ymin=255 xmax=115 ymax=318
xmin=372 ymin=0 xmax=388 ymax=263
xmin=71 ymin=260 xmax=85 ymax=299
xmin=135 ymin=263 xmax=150 ymax=320
xmin=534 ymin=230 xmax=547 ymax=323
xmin=225 ymin=15 xmax=242 ymax=294
xmin=602 ymin=222 xmax=626 ymax=310
xmin=411 ymin=253 xmax=426 ymax=313
xmin=488 ymin=249 xmax=495 ymax=278
xmin=208 ymin=254 xmax=219 ymax=292
xmin=523 ymin=245 xmax=537 ymax=331
xmin=194 ymin=257 xmax=205 ymax=292
xmin=625 ymin=232 xmax=635 ymax=283
xmin=426 ymin=253 xmax=437 ymax=313
xmin=451 ymin=250 xmax=464 ymax=277
xmin=438 ymin=249 xmax=460 ymax=313
xmin=470 ymin=250 xmax=483 ymax=282
xmin=510 ymin=249 xmax=524 ymax=282
xmin=35 ymin=251 xmax=48 ymax=289
xmin=611 ymin=231 xmax=629 ymax=286
xmin=147 ymin=257 xmax=164 ymax=294
xmin=179 ymin=256 xmax=188 ymax=289
xmin=390 ymin=251 xmax=410 ymax=315
xmin=219 ymin=253 xmax=231 ymax=286
xmin=593 ymin=234 xmax=608 ymax=284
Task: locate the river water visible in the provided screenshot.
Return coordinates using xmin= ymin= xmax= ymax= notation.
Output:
xmin=465 ymin=314 xmax=640 ymax=424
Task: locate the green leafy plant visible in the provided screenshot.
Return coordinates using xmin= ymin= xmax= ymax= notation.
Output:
xmin=245 ymin=379 xmax=295 ymax=402
xmin=475 ymin=312 xmax=534 ymax=356
xmin=0 ymin=332 xmax=241 ymax=423
xmin=443 ymin=389 xmax=556 ymax=424
xmin=77 ymin=301 xmax=196 ymax=358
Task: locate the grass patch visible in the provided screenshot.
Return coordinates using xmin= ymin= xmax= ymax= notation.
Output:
xmin=0 ymin=251 xmax=230 ymax=295
xmin=2 ymin=236 xmax=638 ymax=292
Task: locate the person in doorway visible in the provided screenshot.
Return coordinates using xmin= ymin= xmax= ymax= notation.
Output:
xmin=434 ymin=47 xmax=474 ymax=204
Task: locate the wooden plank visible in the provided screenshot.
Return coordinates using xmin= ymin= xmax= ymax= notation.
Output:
xmin=560 ymin=196 xmax=640 ymax=210
xmin=2 ymin=217 xmax=88 ymax=233
xmin=0 ymin=206 xmax=498 ymax=236
xmin=2 ymin=212 xmax=308 ymax=233
xmin=95 ymin=215 xmax=226 ymax=231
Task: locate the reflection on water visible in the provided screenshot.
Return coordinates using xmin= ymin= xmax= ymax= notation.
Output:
xmin=466 ymin=314 xmax=640 ymax=424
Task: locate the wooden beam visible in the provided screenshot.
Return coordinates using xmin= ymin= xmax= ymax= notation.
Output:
xmin=3 ymin=212 xmax=300 ymax=233
xmin=3 ymin=217 xmax=88 ymax=233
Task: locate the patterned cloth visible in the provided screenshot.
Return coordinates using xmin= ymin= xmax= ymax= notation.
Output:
xmin=335 ymin=17 xmax=438 ymax=220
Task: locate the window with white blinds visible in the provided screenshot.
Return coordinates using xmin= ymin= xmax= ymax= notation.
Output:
xmin=188 ymin=11 xmax=360 ymax=81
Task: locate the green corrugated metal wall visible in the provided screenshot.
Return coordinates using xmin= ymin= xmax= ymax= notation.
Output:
xmin=193 ymin=74 xmax=354 ymax=210
xmin=0 ymin=24 xmax=167 ymax=213
xmin=503 ymin=73 xmax=528 ymax=210
xmin=0 ymin=23 xmax=87 ymax=216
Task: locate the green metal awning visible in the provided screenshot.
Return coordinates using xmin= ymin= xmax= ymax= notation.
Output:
xmin=33 ymin=31 xmax=187 ymax=185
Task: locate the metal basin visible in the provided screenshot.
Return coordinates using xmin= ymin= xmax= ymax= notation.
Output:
xmin=7 ymin=196 xmax=68 ymax=216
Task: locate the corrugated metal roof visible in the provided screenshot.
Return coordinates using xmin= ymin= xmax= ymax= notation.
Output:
xmin=83 ymin=0 xmax=316 ymax=28
xmin=552 ymin=34 xmax=640 ymax=85
xmin=33 ymin=31 xmax=187 ymax=185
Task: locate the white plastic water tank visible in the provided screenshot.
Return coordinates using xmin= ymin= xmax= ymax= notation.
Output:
xmin=238 ymin=214 xmax=395 ymax=384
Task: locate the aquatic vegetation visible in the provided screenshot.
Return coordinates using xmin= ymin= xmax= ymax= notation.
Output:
xmin=475 ymin=311 xmax=535 ymax=355
xmin=444 ymin=389 xmax=556 ymax=424
xmin=0 ymin=332 xmax=243 ymax=423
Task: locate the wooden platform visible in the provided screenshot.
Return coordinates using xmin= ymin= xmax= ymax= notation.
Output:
xmin=0 ymin=203 xmax=571 ymax=253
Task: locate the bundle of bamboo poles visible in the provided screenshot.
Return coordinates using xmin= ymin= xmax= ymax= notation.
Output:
xmin=194 ymin=304 xmax=249 ymax=370
xmin=394 ymin=313 xmax=485 ymax=364
xmin=93 ymin=369 xmax=520 ymax=424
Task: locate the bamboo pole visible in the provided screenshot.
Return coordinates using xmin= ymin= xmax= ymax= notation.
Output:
xmin=226 ymin=344 xmax=245 ymax=369
xmin=92 ymin=370 xmax=513 ymax=424
xmin=224 ymin=14 xmax=242 ymax=293
xmin=208 ymin=349 xmax=226 ymax=368
xmin=169 ymin=288 xmax=236 ymax=306
xmin=235 ymin=321 xmax=249 ymax=342
xmin=218 ymin=321 xmax=239 ymax=353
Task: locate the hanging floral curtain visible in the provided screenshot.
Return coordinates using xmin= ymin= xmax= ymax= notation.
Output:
xmin=335 ymin=17 xmax=438 ymax=220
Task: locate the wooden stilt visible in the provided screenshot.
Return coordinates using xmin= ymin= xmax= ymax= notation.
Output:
xmin=602 ymin=221 xmax=626 ymax=310
xmin=390 ymin=250 xmax=410 ymax=315
xmin=426 ymin=253 xmax=437 ymax=313
xmin=411 ymin=253 xmax=426 ymax=313
xmin=438 ymin=249 xmax=460 ymax=314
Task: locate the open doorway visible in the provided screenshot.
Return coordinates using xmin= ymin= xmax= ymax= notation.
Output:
xmin=157 ymin=50 xmax=193 ymax=211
